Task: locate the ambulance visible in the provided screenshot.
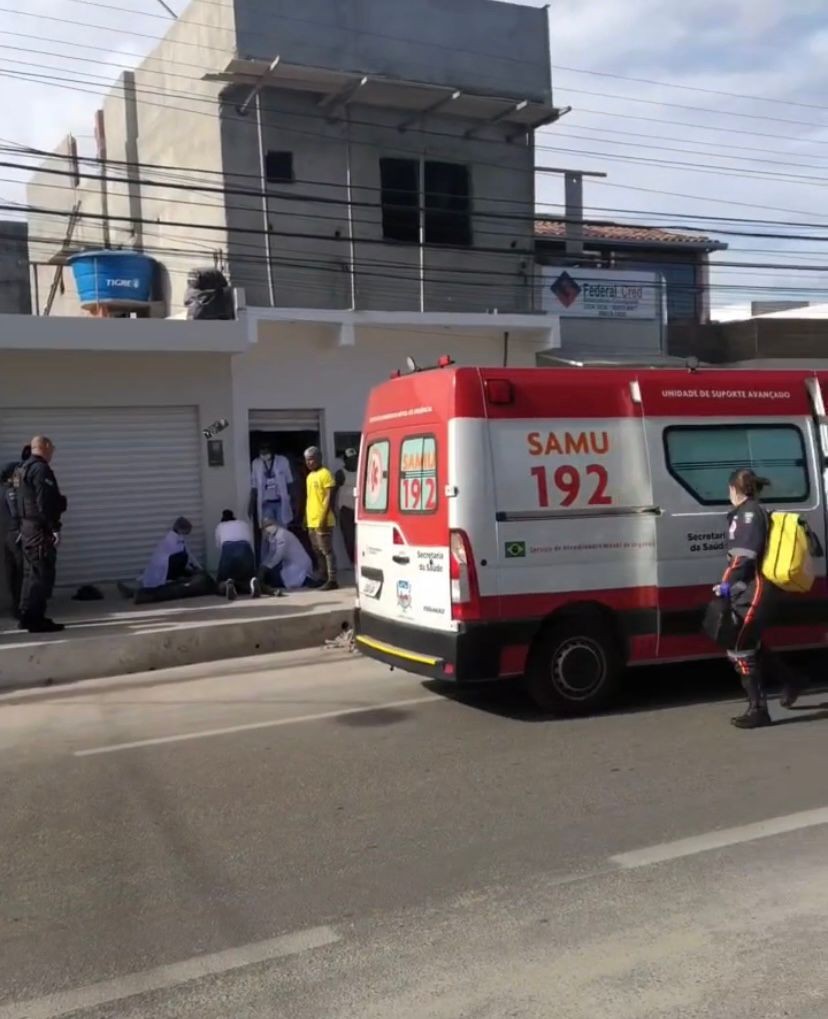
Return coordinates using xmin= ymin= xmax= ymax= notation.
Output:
xmin=353 ymin=359 xmax=828 ymax=714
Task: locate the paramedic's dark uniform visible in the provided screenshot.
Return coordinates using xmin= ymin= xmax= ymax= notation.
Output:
xmin=1 ymin=459 xmax=24 ymax=617
xmin=15 ymin=456 xmax=63 ymax=628
xmin=722 ymin=498 xmax=777 ymax=704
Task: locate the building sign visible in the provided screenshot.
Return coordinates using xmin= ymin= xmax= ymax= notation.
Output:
xmin=541 ymin=268 xmax=662 ymax=320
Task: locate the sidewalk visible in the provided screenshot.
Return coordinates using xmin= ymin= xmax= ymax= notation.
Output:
xmin=0 ymin=581 xmax=355 ymax=691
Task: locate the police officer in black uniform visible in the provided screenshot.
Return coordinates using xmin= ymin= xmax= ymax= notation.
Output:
xmin=716 ymin=468 xmax=779 ymax=729
xmin=14 ymin=435 xmax=65 ymax=633
xmin=1 ymin=443 xmax=30 ymax=619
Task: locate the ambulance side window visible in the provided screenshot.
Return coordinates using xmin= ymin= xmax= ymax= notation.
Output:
xmin=362 ymin=439 xmax=390 ymax=513
xmin=664 ymin=424 xmax=809 ymax=505
xmin=399 ymin=435 xmax=438 ymax=514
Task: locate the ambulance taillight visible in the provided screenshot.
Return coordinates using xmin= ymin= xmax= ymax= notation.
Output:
xmin=449 ymin=530 xmax=480 ymax=621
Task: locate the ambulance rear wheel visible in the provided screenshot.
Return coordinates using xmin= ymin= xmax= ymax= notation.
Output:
xmin=525 ymin=618 xmax=623 ymax=716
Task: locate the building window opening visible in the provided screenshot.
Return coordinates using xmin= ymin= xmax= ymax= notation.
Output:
xmin=379 ymin=158 xmax=472 ymax=247
xmin=425 ymin=161 xmax=471 ymax=246
xmin=380 ymin=158 xmax=420 ymax=243
xmin=265 ymin=151 xmax=294 ymax=184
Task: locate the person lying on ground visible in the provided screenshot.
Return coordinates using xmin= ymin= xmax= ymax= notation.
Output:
xmin=119 ymin=517 xmax=215 ymax=604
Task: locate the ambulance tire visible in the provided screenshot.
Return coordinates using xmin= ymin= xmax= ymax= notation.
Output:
xmin=525 ymin=617 xmax=623 ymax=716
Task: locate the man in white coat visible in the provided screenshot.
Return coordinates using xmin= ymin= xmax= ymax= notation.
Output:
xmin=249 ymin=441 xmax=293 ymax=530
xmin=259 ymin=519 xmax=317 ymax=591
xmin=130 ymin=517 xmax=214 ymax=604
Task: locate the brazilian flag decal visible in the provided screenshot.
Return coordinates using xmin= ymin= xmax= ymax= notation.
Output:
xmin=505 ymin=541 xmax=526 ymax=559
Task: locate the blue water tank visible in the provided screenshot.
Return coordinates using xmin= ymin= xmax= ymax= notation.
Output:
xmin=68 ymin=250 xmax=155 ymax=310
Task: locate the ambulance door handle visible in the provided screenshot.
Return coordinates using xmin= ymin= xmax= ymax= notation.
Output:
xmin=392 ymin=554 xmax=410 ymax=565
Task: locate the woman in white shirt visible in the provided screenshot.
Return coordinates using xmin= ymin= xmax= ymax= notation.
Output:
xmin=215 ymin=510 xmax=259 ymax=600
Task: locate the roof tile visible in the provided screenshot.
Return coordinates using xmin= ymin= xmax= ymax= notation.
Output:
xmin=535 ymin=219 xmax=723 ymax=248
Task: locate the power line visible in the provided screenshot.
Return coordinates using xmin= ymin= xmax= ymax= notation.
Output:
xmin=566 ymin=106 xmax=828 ymax=149
xmin=5 ymin=25 xmax=828 ymax=173
xmin=1 ymin=22 xmax=828 ymax=216
xmin=4 ymin=2 xmax=825 ymax=150
xmin=16 ymin=190 xmax=828 ymax=264
xmin=552 ymin=128 xmax=828 ymax=177
xmin=555 ymin=86 xmax=828 ymax=132
xmin=1 ymin=53 xmax=826 ymax=222
xmin=10 ymin=154 xmax=809 ymax=261
xmin=551 ymin=64 xmax=828 ymax=114
xmin=61 ymin=0 xmax=543 ymax=70
xmin=15 ymin=135 xmax=828 ymax=228
xmin=3 ymin=60 xmax=827 ymax=229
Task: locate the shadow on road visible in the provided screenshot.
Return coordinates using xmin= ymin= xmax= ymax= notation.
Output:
xmin=772 ymin=709 xmax=828 ymax=726
xmin=334 ymin=707 xmax=415 ymax=727
xmin=424 ymin=651 xmax=828 ymax=725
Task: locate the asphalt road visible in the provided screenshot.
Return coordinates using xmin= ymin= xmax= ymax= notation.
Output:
xmin=1 ymin=648 xmax=827 ymax=1018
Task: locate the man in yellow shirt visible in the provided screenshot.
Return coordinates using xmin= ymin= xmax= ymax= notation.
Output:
xmin=304 ymin=446 xmax=338 ymax=590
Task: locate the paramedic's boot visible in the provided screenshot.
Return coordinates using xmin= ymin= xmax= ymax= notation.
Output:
xmin=731 ymin=668 xmax=772 ymax=729
xmin=760 ymin=646 xmax=803 ymax=709
xmin=777 ymin=658 xmax=806 ymax=709
xmin=779 ymin=682 xmax=801 ymax=710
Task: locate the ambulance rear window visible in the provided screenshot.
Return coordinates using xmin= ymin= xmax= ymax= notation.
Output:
xmin=664 ymin=424 xmax=809 ymax=505
xmin=362 ymin=439 xmax=390 ymax=513
xmin=399 ymin=435 xmax=438 ymax=515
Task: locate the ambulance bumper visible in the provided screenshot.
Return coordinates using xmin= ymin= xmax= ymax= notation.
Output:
xmin=354 ymin=609 xmax=506 ymax=683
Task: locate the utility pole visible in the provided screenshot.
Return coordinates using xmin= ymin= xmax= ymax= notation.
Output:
xmin=535 ymin=166 xmax=608 ymax=257
xmin=94 ymin=110 xmax=111 ymax=248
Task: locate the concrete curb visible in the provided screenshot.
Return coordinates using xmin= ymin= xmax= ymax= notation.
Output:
xmin=0 ymin=605 xmax=353 ymax=692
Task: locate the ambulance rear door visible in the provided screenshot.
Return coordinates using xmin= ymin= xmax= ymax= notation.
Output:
xmin=357 ymin=425 xmax=454 ymax=635
xmin=640 ymin=373 xmax=825 ymax=654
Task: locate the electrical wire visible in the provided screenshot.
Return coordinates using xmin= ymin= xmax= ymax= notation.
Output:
xmin=550 ymin=63 xmax=828 ymax=114
xmin=1 ymin=9 xmax=826 ymax=303
xmin=2 ymin=60 xmax=826 ymax=232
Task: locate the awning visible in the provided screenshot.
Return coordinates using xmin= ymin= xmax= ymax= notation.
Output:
xmin=205 ymin=59 xmax=564 ymax=138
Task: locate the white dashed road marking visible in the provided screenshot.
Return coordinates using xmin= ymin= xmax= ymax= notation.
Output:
xmin=74 ymin=694 xmax=444 ymax=756
xmin=611 ymin=806 xmax=828 ymax=869
xmin=0 ymin=925 xmax=340 ymax=1019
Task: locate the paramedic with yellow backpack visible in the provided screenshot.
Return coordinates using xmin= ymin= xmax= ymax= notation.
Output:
xmin=714 ymin=468 xmax=808 ymax=729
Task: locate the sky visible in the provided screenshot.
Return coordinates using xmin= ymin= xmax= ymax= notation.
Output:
xmin=3 ymin=0 xmax=828 ymax=318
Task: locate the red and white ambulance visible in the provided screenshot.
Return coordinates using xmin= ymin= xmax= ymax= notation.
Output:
xmin=354 ymin=359 xmax=828 ymax=714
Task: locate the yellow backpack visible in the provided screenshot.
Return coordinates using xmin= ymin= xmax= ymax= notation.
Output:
xmin=761 ymin=512 xmax=815 ymax=594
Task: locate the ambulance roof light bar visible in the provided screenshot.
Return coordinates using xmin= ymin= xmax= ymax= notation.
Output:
xmin=542 ymin=355 xmax=706 ymax=373
xmin=392 ymin=355 xmax=455 ymax=378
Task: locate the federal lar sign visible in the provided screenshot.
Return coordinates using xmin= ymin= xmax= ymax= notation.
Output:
xmin=541 ymin=267 xmax=662 ymax=320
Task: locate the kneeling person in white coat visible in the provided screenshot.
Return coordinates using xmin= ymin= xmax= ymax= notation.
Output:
xmin=132 ymin=517 xmax=214 ymax=604
xmin=260 ymin=519 xmax=318 ymax=591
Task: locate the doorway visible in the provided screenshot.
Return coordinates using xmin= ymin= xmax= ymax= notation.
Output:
xmin=248 ymin=409 xmax=323 ymax=566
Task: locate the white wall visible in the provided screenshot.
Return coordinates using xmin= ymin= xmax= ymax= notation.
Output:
xmin=0 ymin=314 xmax=247 ymax=353
xmin=230 ymin=322 xmax=546 ymax=507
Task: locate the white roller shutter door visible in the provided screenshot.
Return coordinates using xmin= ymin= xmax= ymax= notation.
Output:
xmin=249 ymin=409 xmax=321 ymax=432
xmin=0 ymin=406 xmax=204 ymax=587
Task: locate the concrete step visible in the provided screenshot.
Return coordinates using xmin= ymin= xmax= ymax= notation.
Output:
xmin=0 ymin=588 xmax=354 ymax=691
